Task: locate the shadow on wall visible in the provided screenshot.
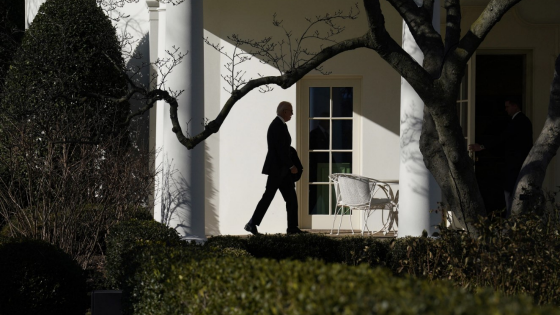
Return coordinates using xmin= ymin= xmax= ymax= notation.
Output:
xmin=158 ymin=155 xmax=192 ymax=229
xmin=205 ymin=142 xmax=220 ymax=235
xmin=156 ymin=150 xmax=218 ymax=236
xmin=125 ymin=33 xmax=151 ymax=151
xmin=203 ymin=0 xmax=402 ymax=136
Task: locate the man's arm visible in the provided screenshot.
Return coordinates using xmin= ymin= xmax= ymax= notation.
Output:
xmin=468 ymin=143 xmax=485 ymax=151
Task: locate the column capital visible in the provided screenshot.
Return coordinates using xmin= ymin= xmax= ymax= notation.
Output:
xmin=146 ymin=0 xmax=159 ymax=9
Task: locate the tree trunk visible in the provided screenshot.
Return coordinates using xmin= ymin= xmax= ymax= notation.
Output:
xmin=512 ymin=54 xmax=560 ymax=215
xmin=420 ymin=92 xmax=486 ymax=234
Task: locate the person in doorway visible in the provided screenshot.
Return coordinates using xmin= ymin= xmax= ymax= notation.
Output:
xmin=244 ymin=101 xmax=305 ymax=235
xmin=468 ymin=98 xmax=533 ymax=217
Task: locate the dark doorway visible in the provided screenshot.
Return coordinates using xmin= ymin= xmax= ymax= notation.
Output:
xmin=474 ymin=54 xmax=525 ymax=216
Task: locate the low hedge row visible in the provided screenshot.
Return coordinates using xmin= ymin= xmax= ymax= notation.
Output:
xmin=105 ymin=217 xmax=560 ymax=314
xmin=205 ymin=214 xmax=560 ymax=306
xmin=104 ymin=218 xmax=184 ymax=288
xmin=127 ymin=248 xmax=560 ymax=315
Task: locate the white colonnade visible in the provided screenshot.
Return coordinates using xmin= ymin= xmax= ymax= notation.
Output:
xmin=151 ymin=0 xmax=206 ymax=240
xmin=398 ymin=0 xmax=442 ymax=237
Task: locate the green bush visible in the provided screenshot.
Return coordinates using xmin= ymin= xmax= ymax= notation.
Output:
xmin=0 ymin=0 xmax=24 ymax=95
xmin=104 ymin=219 xmax=183 ymax=288
xmin=207 ymin=214 xmax=560 ymax=306
xmin=0 ymin=0 xmax=155 ymax=270
xmin=1 ymin=0 xmax=128 ymax=144
xmin=0 ymin=239 xmax=87 ymax=315
xmin=122 ymin=244 xmax=559 ymax=315
xmin=206 ymin=234 xmax=392 ymax=266
xmin=120 ymin=241 xmax=250 ymax=315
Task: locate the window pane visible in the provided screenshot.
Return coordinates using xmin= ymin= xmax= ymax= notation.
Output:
xmin=332 ymin=152 xmax=352 ymax=174
xmin=309 ymin=87 xmax=330 ymax=118
xmin=309 ymin=184 xmax=329 ymax=215
xmin=309 ymin=152 xmax=329 ymax=182
xmin=332 ymin=87 xmax=353 ymax=117
xmin=309 ymin=120 xmax=330 ymax=150
xmin=332 ymin=120 xmax=352 ymax=150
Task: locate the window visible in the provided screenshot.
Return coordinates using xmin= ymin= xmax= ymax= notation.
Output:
xmin=298 ymin=78 xmax=361 ymax=229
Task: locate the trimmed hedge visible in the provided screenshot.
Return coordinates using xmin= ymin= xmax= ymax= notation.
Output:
xmin=206 ymin=234 xmax=392 ymax=267
xmin=142 ymin=256 xmax=560 ymax=315
xmin=2 ymin=0 xmax=129 ymax=140
xmin=104 ymin=219 xmax=183 ymax=288
xmin=105 ymin=214 xmax=560 ymax=313
xmin=205 ymin=213 xmax=560 ymax=305
xmin=106 ymin=231 xmax=559 ymax=315
xmin=104 ymin=219 xmax=249 ymax=314
xmin=0 ymin=239 xmax=87 ymax=315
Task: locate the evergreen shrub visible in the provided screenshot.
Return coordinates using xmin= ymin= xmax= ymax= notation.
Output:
xmin=0 ymin=239 xmax=87 ymax=315
xmin=120 ymin=244 xmax=559 ymax=315
xmin=2 ymin=0 xmax=128 ymax=143
xmin=206 ymin=213 xmax=560 ymax=305
xmin=0 ymin=0 xmax=155 ymax=269
xmin=206 ymin=234 xmax=392 ymax=266
xmin=104 ymin=219 xmax=183 ymax=288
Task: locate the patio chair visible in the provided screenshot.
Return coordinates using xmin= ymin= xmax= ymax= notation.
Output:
xmin=329 ymin=173 xmax=396 ymax=235
xmin=371 ymin=181 xmax=399 ymax=236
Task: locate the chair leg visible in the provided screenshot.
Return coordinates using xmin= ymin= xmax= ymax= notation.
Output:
xmin=330 ymin=205 xmax=340 ymax=235
xmin=347 ymin=207 xmax=355 ymax=235
xmin=361 ymin=211 xmax=367 ymax=235
xmin=338 ymin=207 xmax=344 ymax=235
xmin=364 ymin=210 xmax=373 ymax=235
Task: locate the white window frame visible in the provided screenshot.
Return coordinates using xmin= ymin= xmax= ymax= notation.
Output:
xmin=296 ymin=76 xmax=362 ymax=230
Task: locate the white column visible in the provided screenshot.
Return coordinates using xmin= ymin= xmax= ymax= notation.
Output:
xmin=153 ymin=3 xmax=167 ymax=223
xmin=146 ymin=0 xmax=160 ymax=220
xmin=157 ymin=0 xmax=205 ymax=240
xmin=398 ymin=0 xmax=442 ymax=237
xmin=25 ymin=0 xmax=46 ymax=28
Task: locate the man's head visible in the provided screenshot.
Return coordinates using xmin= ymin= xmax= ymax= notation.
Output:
xmin=277 ymin=101 xmax=293 ymax=122
xmin=504 ymin=98 xmax=522 ymax=117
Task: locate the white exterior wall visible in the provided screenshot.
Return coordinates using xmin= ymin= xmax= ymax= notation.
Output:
xmin=204 ymin=0 xmax=404 ymax=235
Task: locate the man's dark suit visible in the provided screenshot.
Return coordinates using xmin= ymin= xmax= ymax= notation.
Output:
xmin=504 ymin=112 xmax=533 ymax=193
xmin=249 ymin=116 xmax=298 ymax=229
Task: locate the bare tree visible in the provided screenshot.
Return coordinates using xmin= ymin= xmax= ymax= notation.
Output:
xmin=0 ymin=126 xmax=155 ymax=268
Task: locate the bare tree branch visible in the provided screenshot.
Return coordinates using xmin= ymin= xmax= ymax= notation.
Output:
xmin=443 ymin=0 xmax=461 ymax=58
xmin=363 ymin=0 xmax=435 ymax=95
xmin=452 ymin=0 xmax=522 ymax=67
xmin=384 ymin=0 xmax=444 ymax=76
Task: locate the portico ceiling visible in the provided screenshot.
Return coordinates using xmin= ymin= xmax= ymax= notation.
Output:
xmin=459 ymin=0 xmax=560 ymax=24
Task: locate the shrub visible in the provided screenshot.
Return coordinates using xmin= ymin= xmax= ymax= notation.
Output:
xmin=122 ymin=245 xmax=559 ymax=315
xmin=0 ymin=239 xmax=87 ymax=315
xmin=207 ymin=215 xmax=560 ymax=306
xmin=0 ymin=0 xmax=155 ymax=269
xmin=206 ymin=234 xmax=394 ymax=267
xmin=104 ymin=219 xmax=183 ymax=288
xmin=2 ymin=0 xmax=128 ymax=144
xmin=245 ymin=233 xmax=340 ymax=262
xmin=0 ymin=0 xmax=24 ymax=94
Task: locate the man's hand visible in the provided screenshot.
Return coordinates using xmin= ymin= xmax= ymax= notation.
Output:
xmin=468 ymin=143 xmax=484 ymax=152
xmin=290 ymin=166 xmax=298 ymax=174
